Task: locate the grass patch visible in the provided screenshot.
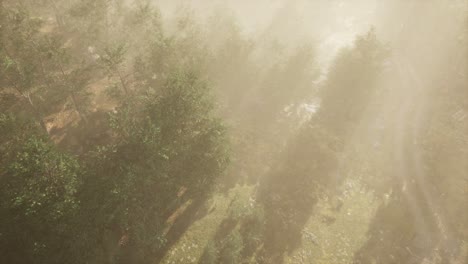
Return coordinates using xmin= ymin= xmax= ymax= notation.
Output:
xmin=159 ymin=185 xmax=254 ymax=264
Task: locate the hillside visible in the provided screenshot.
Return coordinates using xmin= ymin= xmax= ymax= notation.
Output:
xmin=1 ymin=1 xmax=467 ymax=264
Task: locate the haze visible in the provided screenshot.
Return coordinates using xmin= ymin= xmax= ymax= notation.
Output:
xmin=0 ymin=0 xmax=467 ymax=263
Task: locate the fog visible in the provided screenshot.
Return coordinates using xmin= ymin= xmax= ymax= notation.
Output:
xmin=1 ymin=0 xmax=467 ymax=263
xmin=157 ymin=0 xmax=380 ymax=65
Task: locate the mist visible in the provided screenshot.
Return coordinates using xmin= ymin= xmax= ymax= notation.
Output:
xmin=1 ymin=0 xmax=467 ymax=263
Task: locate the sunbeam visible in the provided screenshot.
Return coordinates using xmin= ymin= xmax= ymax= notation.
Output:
xmin=0 ymin=1 xmax=467 ymax=263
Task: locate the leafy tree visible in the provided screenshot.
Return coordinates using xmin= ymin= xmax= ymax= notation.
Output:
xmin=354 ymin=14 xmax=467 ymax=263
xmin=207 ymin=14 xmax=257 ymax=114
xmin=100 ymin=43 xmax=130 ymax=96
xmin=317 ymin=29 xmax=388 ymax=136
xmin=80 ymin=69 xmax=229 ymax=262
xmin=258 ymin=30 xmax=387 ymax=260
xmin=0 ymin=114 xmax=82 ymax=264
xmin=0 ymin=2 xmax=94 ymax=127
xmin=254 ymin=45 xmax=319 ymax=127
xmin=41 ymin=33 xmax=95 ymax=121
xmin=0 ymin=5 xmax=50 ymax=131
xmin=67 ymin=0 xmax=111 ymax=45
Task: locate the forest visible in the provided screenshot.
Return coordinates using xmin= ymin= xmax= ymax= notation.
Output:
xmin=0 ymin=0 xmax=467 ymax=263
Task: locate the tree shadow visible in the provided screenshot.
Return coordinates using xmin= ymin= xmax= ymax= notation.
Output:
xmin=352 ymin=184 xmax=450 ymax=264
xmin=152 ymin=197 xmax=211 ymax=263
xmin=197 ymin=210 xmax=264 ymax=264
xmin=352 ymin=128 xmax=455 ymax=264
xmin=256 ymin=123 xmax=345 ymax=264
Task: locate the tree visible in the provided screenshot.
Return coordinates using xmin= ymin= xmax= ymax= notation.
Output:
xmin=0 ymin=2 xmax=95 ymax=128
xmin=354 ymin=12 xmax=467 ymax=262
xmin=258 ymin=30 xmax=387 ymax=261
xmin=100 ymin=43 xmax=130 ymax=96
xmin=0 ymin=5 xmax=50 ymax=132
xmin=0 ymin=114 xmax=82 ymax=264
xmin=42 ymin=33 xmax=95 ymax=122
xmin=79 ymin=69 xmax=229 ymax=262
xmin=254 ymin=44 xmax=318 ymax=127
xmin=317 ymin=29 xmax=388 ymax=136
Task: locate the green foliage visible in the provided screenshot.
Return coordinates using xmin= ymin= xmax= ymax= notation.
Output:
xmin=80 ymin=69 xmax=229 ymax=261
xmin=0 ymin=113 xmax=40 ymax=145
xmin=0 ymin=6 xmax=44 ymax=93
xmin=2 ymin=1 xmax=228 ymax=263
xmin=255 ymin=45 xmax=319 ymax=125
xmin=262 ymin=30 xmax=387 ymax=213
xmin=0 ymin=115 xmax=82 ymax=264
xmin=101 ymin=43 xmax=127 ymax=71
xmin=67 ymin=0 xmax=110 ymax=43
xmin=257 ymin=31 xmax=387 ymax=259
xmin=318 ymin=29 xmax=388 ymax=135
xmin=3 ymin=138 xmax=80 ymax=216
xmin=0 ymin=3 xmax=94 ymax=124
xmin=260 ymin=124 xmax=341 ymax=250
